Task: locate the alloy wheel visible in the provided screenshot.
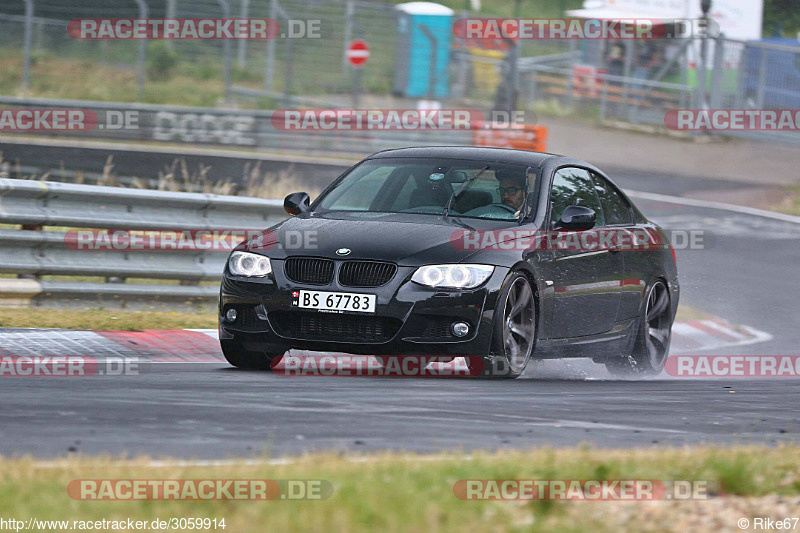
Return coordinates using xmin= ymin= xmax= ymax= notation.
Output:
xmin=501 ymin=276 xmax=536 ymax=374
xmin=644 ymin=281 xmax=671 ymax=369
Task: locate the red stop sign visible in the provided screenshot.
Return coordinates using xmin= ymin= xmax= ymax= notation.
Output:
xmin=346 ymin=40 xmax=370 ymax=67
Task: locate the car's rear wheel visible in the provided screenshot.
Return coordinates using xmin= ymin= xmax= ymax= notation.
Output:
xmin=606 ymin=280 xmax=672 ymax=376
xmin=469 ymin=271 xmax=536 ymax=379
xmin=220 ymin=340 xmax=284 ymax=370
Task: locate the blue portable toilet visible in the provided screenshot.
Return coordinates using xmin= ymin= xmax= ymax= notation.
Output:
xmin=393 ymin=2 xmax=454 ymax=98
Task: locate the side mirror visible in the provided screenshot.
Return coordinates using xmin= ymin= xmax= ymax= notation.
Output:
xmin=554 ymin=205 xmax=596 ymax=231
xmin=284 ymin=192 xmax=310 ymax=216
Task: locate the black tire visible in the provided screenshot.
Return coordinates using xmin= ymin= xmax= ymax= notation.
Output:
xmin=605 ymin=280 xmax=672 ymax=377
xmin=220 ymin=340 xmax=284 ymax=370
xmin=468 ymin=271 xmax=536 ymax=379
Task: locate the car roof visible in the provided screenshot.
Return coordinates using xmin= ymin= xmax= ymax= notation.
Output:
xmin=366 ymin=146 xmax=564 ymax=167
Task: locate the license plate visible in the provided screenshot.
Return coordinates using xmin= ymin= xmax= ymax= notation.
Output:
xmin=292 ymin=290 xmax=376 ymax=314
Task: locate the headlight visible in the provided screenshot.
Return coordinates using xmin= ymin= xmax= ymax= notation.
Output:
xmin=228 ymin=251 xmax=272 ymax=277
xmin=411 ymin=264 xmax=494 ymax=289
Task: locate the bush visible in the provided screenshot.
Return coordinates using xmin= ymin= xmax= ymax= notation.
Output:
xmin=146 ymin=41 xmax=178 ymax=81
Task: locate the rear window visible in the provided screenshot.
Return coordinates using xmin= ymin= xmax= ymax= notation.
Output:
xmin=591 ymin=172 xmax=633 ymax=226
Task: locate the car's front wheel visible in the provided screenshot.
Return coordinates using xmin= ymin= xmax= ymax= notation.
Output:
xmin=220 ymin=340 xmax=284 ymax=370
xmin=469 ymin=271 xmax=536 ymax=379
xmin=605 ymin=280 xmax=672 ymax=376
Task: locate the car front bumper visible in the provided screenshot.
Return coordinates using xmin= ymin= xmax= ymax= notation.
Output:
xmin=219 ymin=260 xmax=509 ymax=357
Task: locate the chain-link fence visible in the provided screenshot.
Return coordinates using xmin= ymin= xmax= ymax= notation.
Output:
xmin=706 ymin=36 xmax=800 ymax=143
xmin=1 ymin=0 xmax=577 ymax=110
xmin=1 ymin=0 xmax=404 ymax=107
xmin=231 ymin=0 xmax=398 ymax=106
xmin=519 ymin=64 xmax=695 ymax=125
xmin=2 ymin=1 xmax=147 ymax=100
xmin=2 ymin=1 xmax=799 ymax=144
xmin=514 ymin=34 xmax=800 ymax=144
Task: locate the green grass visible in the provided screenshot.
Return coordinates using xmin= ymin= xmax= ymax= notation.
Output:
xmin=0 ymin=307 xmax=216 ymax=330
xmin=778 ymin=186 xmax=800 ymax=216
xmin=0 ymin=51 xmax=227 ymax=107
xmin=0 ymin=274 xmax=218 ymax=287
xmin=1 ymin=446 xmax=799 ymax=532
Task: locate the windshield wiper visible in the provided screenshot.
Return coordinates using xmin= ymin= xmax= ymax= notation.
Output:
xmin=442 ymin=165 xmax=490 ymax=221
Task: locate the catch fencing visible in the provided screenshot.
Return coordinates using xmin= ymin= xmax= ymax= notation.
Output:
xmin=2 ymin=2 xmax=798 ymax=145
xmin=0 ymin=0 xmax=403 ymax=105
xmin=517 ymin=35 xmax=800 ymax=145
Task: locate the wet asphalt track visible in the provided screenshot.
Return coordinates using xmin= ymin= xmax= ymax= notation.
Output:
xmin=1 ymin=175 xmax=799 ymax=459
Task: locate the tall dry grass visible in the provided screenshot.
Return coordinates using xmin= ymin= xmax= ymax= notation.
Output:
xmin=0 ymin=153 xmax=321 ymax=200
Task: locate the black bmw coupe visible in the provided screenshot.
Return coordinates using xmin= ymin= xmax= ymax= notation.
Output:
xmin=219 ymin=147 xmax=679 ymax=378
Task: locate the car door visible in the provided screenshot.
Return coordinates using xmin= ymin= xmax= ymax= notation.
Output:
xmin=540 ymin=167 xmax=624 ymax=338
xmin=590 ymin=171 xmax=645 ymax=323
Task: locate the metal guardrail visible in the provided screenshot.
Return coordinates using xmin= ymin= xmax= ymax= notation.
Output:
xmin=0 ymin=178 xmax=283 ymax=230
xmin=0 ymin=96 xmax=476 ymax=157
xmin=0 ymin=178 xmax=288 ymax=309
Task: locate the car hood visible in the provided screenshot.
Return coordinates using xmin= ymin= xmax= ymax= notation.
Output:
xmin=239 ymin=211 xmax=518 ymax=266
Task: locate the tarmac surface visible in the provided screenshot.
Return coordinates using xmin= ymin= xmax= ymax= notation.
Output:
xmin=1 ymin=193 xmax=798 ymax=458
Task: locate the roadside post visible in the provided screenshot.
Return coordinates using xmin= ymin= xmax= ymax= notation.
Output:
xmin=346 ymin=39 xmax=370 ymax=107
xmin=697 ymin=0 xmax=712 ymax=109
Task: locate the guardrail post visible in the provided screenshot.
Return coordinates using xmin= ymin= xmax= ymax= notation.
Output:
xmin=134 ymin=0 xmax=148 ymax=101
xmin=22 ymin=0 xmax=34 ymax=94
xmin=19 ymin=224 xmax=41 ymax=280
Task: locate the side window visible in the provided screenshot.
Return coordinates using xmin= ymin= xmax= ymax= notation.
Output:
xmin=549 ymin=167 xmax=604 ymax=227
xmin=591 ymin=172 xmax=633 ymax=225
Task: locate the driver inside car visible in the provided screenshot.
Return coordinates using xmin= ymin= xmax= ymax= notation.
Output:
xmin=496 ymin=168 xmax=534 ymax=218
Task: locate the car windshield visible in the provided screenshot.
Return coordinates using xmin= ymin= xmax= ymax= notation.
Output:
xmin=314 ymin=157 xmax=539 ymax=221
